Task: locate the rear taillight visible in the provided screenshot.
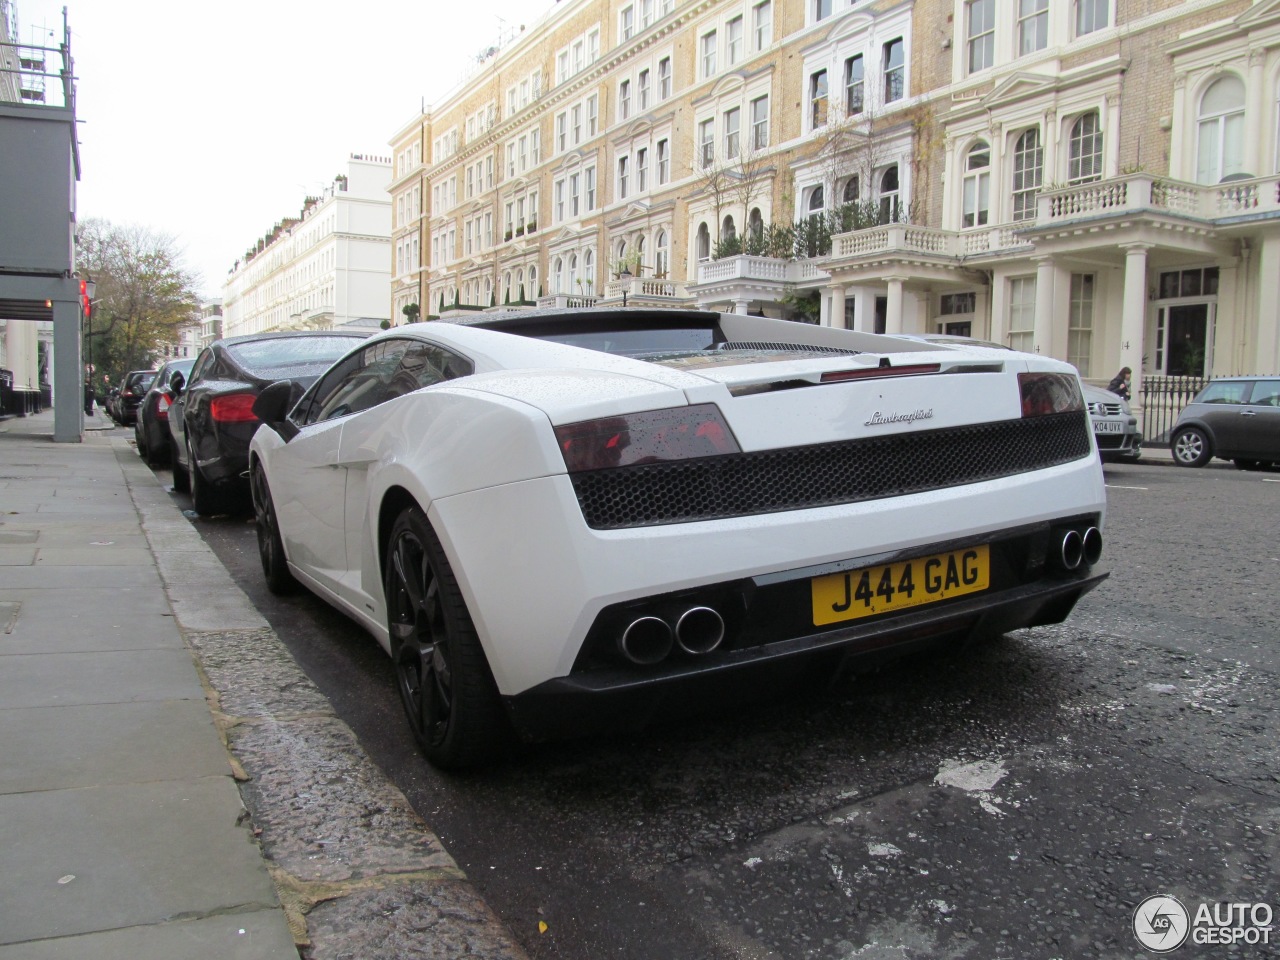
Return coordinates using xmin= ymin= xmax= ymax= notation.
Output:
xmin=554 ymin=403 xmax=741 ymax=473
xmin=156 ymin=394 xmax=171 ymax=421
xmin=1018 ymin=373 xmax=1084 ymax=418
xmin=210 ymin=393 xmax=260 ymax=423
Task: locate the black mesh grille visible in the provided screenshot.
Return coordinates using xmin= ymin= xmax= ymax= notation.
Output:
xmin=570 ymin=411 xmax=1092 ymax=529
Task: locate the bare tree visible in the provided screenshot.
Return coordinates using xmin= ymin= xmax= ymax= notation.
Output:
xmin=691 ymin=151 xmax=734 ymax=250
xmin=732 ymin=138 xmax=771 ymax=250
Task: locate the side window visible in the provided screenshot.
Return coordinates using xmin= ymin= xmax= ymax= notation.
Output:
xmin=186 ymin=350 xmax=213 ymax=386
xmin=1246 ymin=380 xmax=1280 ymax=406
xmin=311 ymin=340 xmax=413 ymax=423
xmin=293 ymin=351 xmax=363 ymax=427
xmin=1197 ymin=381 xmax=1249 ymax=404
xmin=390 ymin=342 xmax=475 ymax=397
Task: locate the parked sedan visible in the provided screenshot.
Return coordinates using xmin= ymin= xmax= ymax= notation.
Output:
xmin=170 ymin=330 xmax=371 ymax=515
xmin=134 ymin=358 xmax=195 ymax=466
xmin=112 ymin=369 xmax=157 ymax=426
xmin=1170 ymin=376 xmax=1280 ymax=468
xmin=249 ymin=309 xmax=1108 ymax=769
xmin=1083 ymin=383 xmax=1142 ymax=462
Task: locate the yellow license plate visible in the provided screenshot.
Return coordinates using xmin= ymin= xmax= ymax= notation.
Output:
xmin=811 ymin=545 xmax=990 ymax=626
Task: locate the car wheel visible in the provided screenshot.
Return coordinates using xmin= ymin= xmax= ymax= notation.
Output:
xmin=187 ymin=437 xmax=224 ymax=516
xmin=1171 ymin=427 xmax=1211 ymax=468
xmin=134 ymin=421 xmax=147 ymax=458
xmin=250 ymin=463 xmax=297 ymax=594
xmin=385 ymin=506 xmax=509 ymax=769
xmin=170 ymin=437 xmax=190 ymax=492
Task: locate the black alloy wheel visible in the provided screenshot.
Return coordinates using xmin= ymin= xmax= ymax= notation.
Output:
xmin=170 ymin=437 xmax=190 ymax=492
xmin=187 ymin=436 xmax=224 ymax=516
xmin=384 ymin=506 xmax=508 ymax=769
xmin=251 ymin=464 xmax=297 ymax=594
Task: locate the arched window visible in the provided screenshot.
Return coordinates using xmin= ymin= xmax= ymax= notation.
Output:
xmin=1067 ymin=112 xmax=1103 ymax=184
xmin=1197 ymin=75 xmax=1245 ymax=184
xmin=879 ymin=166 xmax=900 ymax=223
xmin=568 ymin=253 xmax=578 ymax=291
xmin=843 ymin=176 xmax=860 ymax=204
xmin=722 ymin=215 xmax=736 ymax=242
xmin=553 ymin=256 xmax=564 ymax=294
xmin=637 ymin=236 xmax=646 ymax=270
xmin=515 ymin=268 xmax=525 ymax=300
xmin=808 ymin=185 xmax=825 ymax=212
xmin=654 ymin=231 xmax=668 ymax=276
xmin=484 ymin=277 xmax=493 ymax=305
xmin=584 ymin=249 xmax=595 ymax=288
xmin=1012 ymin=128 xmax=1043 ymax=221
xmin=962 ymin=140 xmax=990 ymax=228
xmin=503 ymin=271 xmax=512 ymax=303
xmin=748 ymin=208 xmax=764 ymax=240
xmin=696 ymin=222 xmax=711 ymax=261
xmin=528 ymin=265 xmax=538 ymax=296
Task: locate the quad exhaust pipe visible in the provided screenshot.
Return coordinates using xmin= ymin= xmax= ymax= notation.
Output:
xmin=1055 ymin=526 xmax=1102 ymax=571
xmin=618 ymin=606 xmax=726 ymax=665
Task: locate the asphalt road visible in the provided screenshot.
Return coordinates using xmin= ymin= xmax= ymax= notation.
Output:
xmin=145 ymin=440 xmax=1280 ymax=960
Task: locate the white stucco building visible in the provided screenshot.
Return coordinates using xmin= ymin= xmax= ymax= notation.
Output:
xmin=222 ymin=155 xmax=392 ymax=339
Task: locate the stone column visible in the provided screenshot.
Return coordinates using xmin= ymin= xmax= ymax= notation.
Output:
xmin=829 ymin=284 xmax=847 ymax=330
xmin=1120 ymin=244 xmax=1150 ymax=404
xmin=1033 ymin=257 xmax=1056 ymax=356
xmin=732 ymin=299 xmax=750 ymax=315
xmin=1256 ymin=235 xmax=1280 ymax=374
xmin=885 ymin=278 xmax=905 ymax=335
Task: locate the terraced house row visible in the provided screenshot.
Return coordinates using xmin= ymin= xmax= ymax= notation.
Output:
xmin=388 ymin=0 xmax=1280 ymax=401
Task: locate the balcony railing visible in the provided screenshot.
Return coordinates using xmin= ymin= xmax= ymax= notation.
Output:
xmin=1039 ymin=172 xmax=1280 ymax=223
xmin=829 ymin=223 xmax=1028 ymax=260
xmin=695 ymin=256 xmax=831 ymax=285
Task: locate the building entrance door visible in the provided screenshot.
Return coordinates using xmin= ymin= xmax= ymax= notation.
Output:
xmin=1155 ymin=303 xmax=1215 ymax=377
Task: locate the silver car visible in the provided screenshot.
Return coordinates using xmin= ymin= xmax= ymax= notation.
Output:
xmin=1083 ymin=383 xmax=1142 ymax=462
xmin=1170 ymin=376 xmax=1280 ymax=469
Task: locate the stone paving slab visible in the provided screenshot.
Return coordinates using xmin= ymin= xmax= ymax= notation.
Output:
xmin=0 ymin=564 xmax=160 ymax=589
xmin=0 ymin=587 xmax=178 ymax=653
xmin=0 ymin=545 xmax=36 ymax=564
xmin=0 ymin=910 xmax=299 ymax=960
xmin=35 ymin=546 xmax=155 ymax=566
xmin=0 ymin=777 xmax=281 ymax=945
xmin=0 ymin=700 xmax=231 ymax=793
xmin=0 ymin=649 xmax=205 ymax=708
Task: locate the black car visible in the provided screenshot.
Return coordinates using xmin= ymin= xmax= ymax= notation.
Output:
xmin=134 ymin=358 xmax=195 ymax=466
xmin=112 ymin=369 xmax=157 ymax=426
xmin=169 ymin=330 xmax=371 ymax=515
xmin=1170 ymin=376 xmax=1280 ymax=468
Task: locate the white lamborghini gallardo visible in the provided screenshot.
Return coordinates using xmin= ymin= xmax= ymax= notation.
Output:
xmin=248 ymin=309 xmax=1107 ymax=768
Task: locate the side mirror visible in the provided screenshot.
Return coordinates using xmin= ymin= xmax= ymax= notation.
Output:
xmin=168 ymin=371 xmax=185 ymax=395
xmin=252 ymin=380 xmax=302 ymax=441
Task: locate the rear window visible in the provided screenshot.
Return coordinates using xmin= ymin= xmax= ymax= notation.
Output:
xmin=495 ymin=317 xmax=724 ymax=358
xmin=1247 ymin=380 xmax=1280 ymax=406
xmin=227 ymin=336 xmax=363 ymax=378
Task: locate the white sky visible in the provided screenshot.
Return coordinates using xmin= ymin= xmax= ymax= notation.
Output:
xmin=16 ymin=0 xmax=553 ymax=299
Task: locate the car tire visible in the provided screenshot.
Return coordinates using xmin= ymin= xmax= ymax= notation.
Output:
xmin=1171 ymin=427 xmax=1212 ymax=468
xmin=171 ymin=437 xmax=190 ymax=492
xmin=144 ymin=429 xmax=168 ymax=467
xmin=187 ymin=437 xmax=224 ymax=516
xmin=385 ymin=505 xmax=509 ymax=769
xmin=250 ymin=463 xmax=297 ymax=594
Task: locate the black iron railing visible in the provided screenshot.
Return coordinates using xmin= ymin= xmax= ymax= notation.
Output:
xmin=1138 ymin=375 xmax=1211 ymax=445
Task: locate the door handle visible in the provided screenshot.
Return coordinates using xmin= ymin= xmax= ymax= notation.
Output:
xmin=1240 ymin=410 xmax=1256 ymax=416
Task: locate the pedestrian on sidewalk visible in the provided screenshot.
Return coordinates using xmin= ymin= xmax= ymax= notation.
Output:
xmin=1106 ymin=366 xmax=1132 ymax=400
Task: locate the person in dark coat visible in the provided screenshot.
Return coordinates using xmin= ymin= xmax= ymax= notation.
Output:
xmin=1106 ymin=366 xmax=1132 ymax=400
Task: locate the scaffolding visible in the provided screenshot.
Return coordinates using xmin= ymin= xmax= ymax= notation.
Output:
xmin=0 ymin=0 xmax=72 ymax=109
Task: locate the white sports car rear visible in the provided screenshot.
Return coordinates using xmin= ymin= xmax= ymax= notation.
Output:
xmin=249 ymin=309 xmax=1107 ymax=768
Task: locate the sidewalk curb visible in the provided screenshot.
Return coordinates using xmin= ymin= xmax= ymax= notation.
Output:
xmin=110 ymin=437 xmax=530 ymax=960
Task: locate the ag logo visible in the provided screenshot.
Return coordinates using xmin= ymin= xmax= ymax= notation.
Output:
xmin=1133 ymin=895 xmax=1190 ymax=953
